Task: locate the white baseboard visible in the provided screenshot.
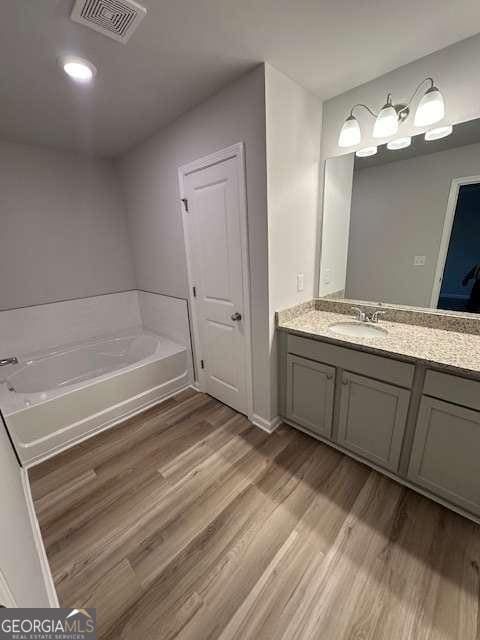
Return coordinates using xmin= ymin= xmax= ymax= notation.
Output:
xmin=21 ymin=470 xmax=59 ymax=608
xmin=250 ymin=413 xmax=281 ymax=434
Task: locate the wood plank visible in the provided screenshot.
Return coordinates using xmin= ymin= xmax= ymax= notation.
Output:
xmin=74 ymin=559 xmax=142 ymax=638
xmin=28 ymin=390 xmax=480 ymax=640
xmin=30 ymin=391 xmax=211 ymax=498
xmin=101 ymin=429 xmax=319 ymax=640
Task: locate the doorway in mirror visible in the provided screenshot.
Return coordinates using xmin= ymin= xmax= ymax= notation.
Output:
xmin=437 ymin=181 xmax=480 ymax=313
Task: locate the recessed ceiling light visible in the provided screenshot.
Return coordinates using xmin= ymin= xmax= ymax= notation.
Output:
xmin=356 ymin=146 xmax=378 ymax=157
xmin=61 ymin=56 xmax=96 ymax=83
xmin=424 ymin=125 xmax=453 ymax=141
xmin=387 ymin=137 xmax=411 ymax=150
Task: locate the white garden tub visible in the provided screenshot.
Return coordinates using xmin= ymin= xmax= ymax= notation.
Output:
xmin=0 ymin=330 xmax=189 ymax=465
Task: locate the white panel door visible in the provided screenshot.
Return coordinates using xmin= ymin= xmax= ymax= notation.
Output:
xmin=183 ymin=150 xmax=249 ymax=414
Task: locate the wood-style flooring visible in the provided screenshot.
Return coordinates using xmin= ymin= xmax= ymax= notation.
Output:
xmin=29 ymin=388 xmax=480 ymax=639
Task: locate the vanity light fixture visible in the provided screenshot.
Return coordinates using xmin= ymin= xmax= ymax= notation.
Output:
xmin=356 ymin=146 xmax=378 ymax=157
xmin=338 ymin=115 xmax=361 ymax=147
xmin=61 ymin=56 xmax=97 ymax=83
xmin=414 ymin=84 xmax=445 ymax=127
xmin=373 ymin=95 xmax=399 ymax=138
xmin=424 ymin=124 xmax=453 ymax=141
xmin=387 ymin=137 xmax=411 ymax=150
xmin=337 ymin=77 xmax=447 ymax=149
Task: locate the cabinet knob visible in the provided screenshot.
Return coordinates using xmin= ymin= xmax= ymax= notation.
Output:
xmin=342 ymin=377 xmax=349 ymax=385
xmin=327 ymin=373 xmax=334 ymax=380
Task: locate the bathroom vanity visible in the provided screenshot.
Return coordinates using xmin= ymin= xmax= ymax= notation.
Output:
xmin=277 ymin=301 xmax=480 ymax=522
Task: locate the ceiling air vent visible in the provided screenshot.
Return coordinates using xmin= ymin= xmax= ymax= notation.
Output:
xmin=70 ymin=0 xmax=147 ymax=44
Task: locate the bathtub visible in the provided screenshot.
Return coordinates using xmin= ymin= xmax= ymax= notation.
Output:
xmin=0 ymin=330 xmax=190 ymax=465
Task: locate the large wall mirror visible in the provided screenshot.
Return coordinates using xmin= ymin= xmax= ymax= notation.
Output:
xmin=319 ymin=117 xmax=480 ymax=314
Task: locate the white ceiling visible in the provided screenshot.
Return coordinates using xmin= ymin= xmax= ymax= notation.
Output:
xmin=2 ymin=0 xmax=480 ymax=157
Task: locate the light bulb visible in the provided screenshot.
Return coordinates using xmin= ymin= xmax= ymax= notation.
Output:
xmin=61 ymin=56 xmax=96 ymax=83
xmin=356 ymin=146 xmax=378 ymax=157
xmin=414 ymin=86 xmax=445 ymax=127
xmin=373 ymin=103 xmax=399 ymax=138
xmin=424 ymin=125 xmax=453 ymax=141
xmin=338 ymin=115 xmax=361 ymax=147
xmin=387 ymin=137 xmax=411 ymax=150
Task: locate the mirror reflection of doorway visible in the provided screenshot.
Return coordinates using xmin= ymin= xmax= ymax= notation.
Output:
xmin=434 ymin=180 xmax=480 ymax=313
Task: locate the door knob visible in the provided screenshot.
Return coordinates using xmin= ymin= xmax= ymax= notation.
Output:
xmin=231 ymin=312 xmax=242 ymax=321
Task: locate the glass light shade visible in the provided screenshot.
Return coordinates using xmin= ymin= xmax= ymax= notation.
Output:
xmin=61 ymin=56 xmax=96 ymax=83
xmin=414 ymin=87 xmax=445 ymax=127
xmin=373 ymin=104 xmax=399 ymax=138
xmin=356 ymin=146 xmax=378 ymax=157
xmin=424 ymin=124 xmax=453 ymax=141
xmin=387 ymin=137 xmax=411 ymax=150
xmin=338 ymin=115 xmax=361 ymax=147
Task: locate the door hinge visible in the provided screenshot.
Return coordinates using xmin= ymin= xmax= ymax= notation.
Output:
xmin=181 ymin=198 xmax=189 ymax=212
xmin=200 ymin=359 xmax=205 ymax=369
xmin=192 ymin=286 xmax=197 ymax=298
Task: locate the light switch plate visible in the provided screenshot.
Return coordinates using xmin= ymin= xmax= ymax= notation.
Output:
xmin=297 ymin=273 xmax=304 ymax=292
xmin=414 ymin=256 xmax=426 ymax=266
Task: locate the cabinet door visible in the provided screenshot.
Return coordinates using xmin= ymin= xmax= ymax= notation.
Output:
xmin=286 ymin=354 xmax=335 ymax=438
xmin=408 ymin=397 xmax=480 ymax=516
xmin=338 ymin=372 xmax=410 ymax=472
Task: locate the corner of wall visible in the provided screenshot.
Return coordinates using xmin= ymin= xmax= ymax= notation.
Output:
xmin=264 ymin=66 xmax=323 ymax=420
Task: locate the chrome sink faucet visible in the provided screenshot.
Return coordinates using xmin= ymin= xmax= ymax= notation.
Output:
xmin=351 ymin=306 xmax=368 ymax=322
xmin=0 ymin=356 xmax=18 ymax=367
xmin=368 ymin=310 xmax=386 ymax=324
xmin=351 ymin=307 xmax=386 ymax=324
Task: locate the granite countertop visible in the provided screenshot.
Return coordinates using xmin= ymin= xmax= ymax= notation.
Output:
xmin=278 ymin=309 xmax=480 ymax=378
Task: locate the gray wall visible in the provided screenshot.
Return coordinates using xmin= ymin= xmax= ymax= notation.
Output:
xmin=118 ymin=66 xmax=272 ymax=422
xmin=0 ymin=140 xmax=135 ymax=311
xmin=346 ymin=141 xmax=480 ymax=307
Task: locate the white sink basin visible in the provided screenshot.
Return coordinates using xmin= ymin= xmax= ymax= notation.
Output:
xmin=329 ymin=321 xmax=388 ymax=339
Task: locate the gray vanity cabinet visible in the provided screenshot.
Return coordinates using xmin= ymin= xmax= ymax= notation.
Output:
xmin=408 ymin=397 xmax=480 ymax=516
xmin=337 ymin=372 xmax=410 ymax=472
xmin=280 ymin=331 xmax=480 ymax=521
xmin=285 ymin=354 xmax=335 ymax=438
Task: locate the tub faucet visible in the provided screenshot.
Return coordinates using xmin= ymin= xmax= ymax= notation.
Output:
xmin=0 ymin=356 xmax=18 ymax=367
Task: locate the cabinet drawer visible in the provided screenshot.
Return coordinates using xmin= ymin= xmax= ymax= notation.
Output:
xmin=286 ymin=354 xmax=335 ymax=439
xmin=424 ymin=370 xmax=480 ymax=411
xmin=408 ymin=396 xmax=480 ymax=516
xmin=287 ymin=334 xmax=414 ymax=388
xmin=337 ymin=372 xmax=410 ymax=472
